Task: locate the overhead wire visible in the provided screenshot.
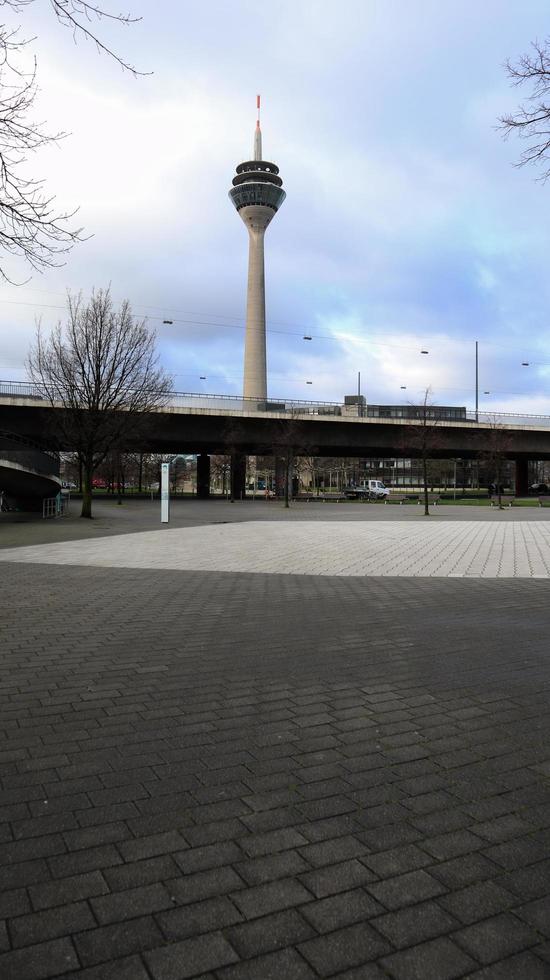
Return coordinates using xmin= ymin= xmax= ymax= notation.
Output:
xmin=2 ymin=295 xmax=550 ymax=362
xmin=3 ymin=287 xmax=550 ymax=354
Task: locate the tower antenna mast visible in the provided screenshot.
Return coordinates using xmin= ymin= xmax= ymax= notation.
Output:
xmin=254 ymin=94 xmax=262 ymax=161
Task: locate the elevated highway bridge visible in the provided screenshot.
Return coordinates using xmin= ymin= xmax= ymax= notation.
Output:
xmin=2 ymin=382 xmax=550 ymax=497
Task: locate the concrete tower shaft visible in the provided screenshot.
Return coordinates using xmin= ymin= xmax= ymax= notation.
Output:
xmin=229 ymin=98 xmax=285 ymax=401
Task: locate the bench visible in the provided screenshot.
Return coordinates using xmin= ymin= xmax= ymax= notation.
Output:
xmin=539 ymin=496 xmax=550 ymax=507
xmin=417 ymin=494 xmax=440 ymax=506
xmin=385 ymin=494 xmax=418 ymax=505
xmin=293 ymin=494 xmax=348 ymax=503
xmin=490 ymin=495 xmax=514 ymax=508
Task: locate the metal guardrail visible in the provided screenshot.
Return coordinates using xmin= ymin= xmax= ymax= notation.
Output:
xmin=42 ymin=494 xmax=69 ymax=519
xmin=0 ymin=379 xmax=344 ymax=412
xmin=0 ymin=380 xmax=46 ymax=399
xmin=2 ymin=379 xmax=550 ymax=428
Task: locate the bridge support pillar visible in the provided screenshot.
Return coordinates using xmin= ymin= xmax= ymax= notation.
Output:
xmin=196 ymin=454 xmax=211 ymax=499
xmin=515 ymin=458 xmax=529 ymax=497
xmin=231 ymin=453 xmax=246 ymax=501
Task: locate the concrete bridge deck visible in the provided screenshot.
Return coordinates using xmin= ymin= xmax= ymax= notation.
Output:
xmin=2 ymin=385 xmax=550 ymax=463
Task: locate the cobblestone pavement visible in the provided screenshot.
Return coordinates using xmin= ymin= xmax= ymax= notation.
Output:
xmin=3 ymin=498 xmax=550 ymax=552
xmin=2 ymin=517 xmax=550 ymax=978
xmin=2 ymin=520 xmax=550 ymax=577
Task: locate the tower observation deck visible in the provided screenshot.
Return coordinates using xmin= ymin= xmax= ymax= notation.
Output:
xmin=229 ymin=97 xmax=285 ymax=401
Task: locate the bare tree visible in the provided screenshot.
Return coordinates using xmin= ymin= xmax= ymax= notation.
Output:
xmin=294 ymin=454 xmax=314 ymax=494
xmin=404 ymin=389 xmax=444 ymax=516
xmin=120 ymin=450 xmax=145 ymax=492
xmin=27 ymin=287 xmax=173 ymax=518
xmin=271 ymin=409 xmax=316 ymax=509
xmin=0 ymin=2 xmax=145 ymax=282
xmin=210 ymin=453 xmax=231 ymax=497
xmin=296 ymin=454 xmax=329 ymax=495
xmin=138 ymin=452 xmax=177 ymax=494
xmin=500 ymin=38 xmax=550 ymax=181
xmin=477 ymin=419 xmax=513 ymax=511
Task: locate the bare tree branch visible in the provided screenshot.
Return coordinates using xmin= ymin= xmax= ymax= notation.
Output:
xmin=3 ymin=1 xmax=147 ymax=75
xmin=500 ymin=38 xmax=550 ymax=181
xmin=0 ymin=1 xmax=146 ymax=281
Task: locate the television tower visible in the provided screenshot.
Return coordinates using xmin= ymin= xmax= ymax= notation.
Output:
xmin=229 ymin=97 xmax=286 ymax=401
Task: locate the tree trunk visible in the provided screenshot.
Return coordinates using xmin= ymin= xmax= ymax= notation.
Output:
xmin=497 ymin=459 xmax=504 ymax=510
xmin=81 ymin=461 xmax=93 ymax=519
xmin=423 ymin=454 xmax=430 ymax=516
xmin=229 ymin=452 xmax=235 ymax=503
xmin=138 ymin=453 xmax=143 ymax=493
xmin=284 ymin=453 xmax=290 ymax=509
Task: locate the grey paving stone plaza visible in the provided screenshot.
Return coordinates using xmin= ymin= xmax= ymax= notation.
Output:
xmin=2 ymin=501 xmax=550 ymax=979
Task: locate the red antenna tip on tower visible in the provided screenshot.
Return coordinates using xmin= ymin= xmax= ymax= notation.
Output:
xmin=257 ymin=94 xmax=261 ymax=110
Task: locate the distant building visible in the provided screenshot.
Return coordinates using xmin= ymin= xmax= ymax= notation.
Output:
xmin=341 ymin=395 xmax=467 ymax=421
xmin=366 ymin=404 xmax=467 ymax=421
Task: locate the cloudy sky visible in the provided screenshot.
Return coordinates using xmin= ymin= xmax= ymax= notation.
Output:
xmin=2 ymin=0 xmax=550 ymax=415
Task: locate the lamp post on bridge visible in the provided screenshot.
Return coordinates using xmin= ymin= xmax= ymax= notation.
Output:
xmin=475 ymin=341 xmax=479 ymax=423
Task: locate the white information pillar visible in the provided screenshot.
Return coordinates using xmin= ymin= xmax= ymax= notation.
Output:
xmin=161 ymin=462 xmax=170 ymax=523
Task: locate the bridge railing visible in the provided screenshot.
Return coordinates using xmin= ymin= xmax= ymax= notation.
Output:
xmin=2 ymin=380 xmax=550 ymax=428
xmin=0 ymin=380 xmax=343 ymax=414
xmin=0 ymin=380 xmax=45 ymax=399
xmin=166 ymin=391 xmax=344 ymax=415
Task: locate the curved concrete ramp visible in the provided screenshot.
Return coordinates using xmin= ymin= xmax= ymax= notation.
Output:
xmin=0 ymin=458 xmax=60 ymax=501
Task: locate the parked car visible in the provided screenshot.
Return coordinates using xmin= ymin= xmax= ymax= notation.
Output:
xmin=529 ymin=482 xmax=548 ymax=494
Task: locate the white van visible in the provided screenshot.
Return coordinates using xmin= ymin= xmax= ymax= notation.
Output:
xmin=344 ymin=480 xmax=389 ymax=499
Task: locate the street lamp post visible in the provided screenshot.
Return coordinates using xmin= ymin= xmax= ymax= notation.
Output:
xmin=475 ymin=341 xmax=479 ymax=423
